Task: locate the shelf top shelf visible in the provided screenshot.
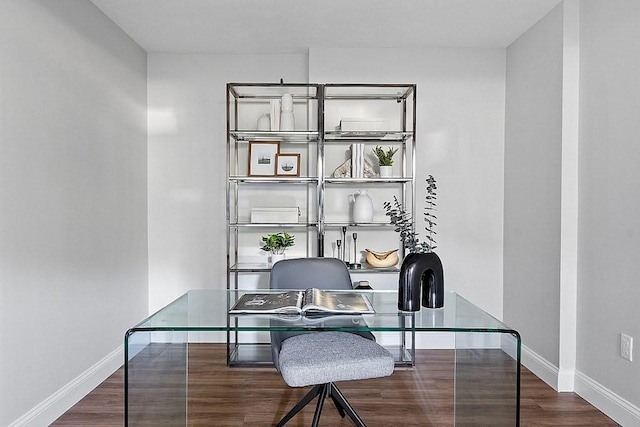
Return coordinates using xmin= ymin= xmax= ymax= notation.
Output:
xmin=228 ymin=83 xmax=320 ymax=99
xmin=323 ymin=84 xmax=415 ymax=100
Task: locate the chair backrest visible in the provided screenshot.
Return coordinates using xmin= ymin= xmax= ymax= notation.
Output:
xmin=269 ymin=257 xmax=372 ymax=368
xmin=269 ymin=257 xmax=353 ymax=291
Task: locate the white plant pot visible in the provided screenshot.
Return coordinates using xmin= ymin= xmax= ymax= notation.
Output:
xmin=270 ymin=253 xmax=285 ymax=265
xmin=379 ymin=165 xmax=393 ymax=178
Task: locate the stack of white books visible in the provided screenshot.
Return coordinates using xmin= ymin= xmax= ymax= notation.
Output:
xmin=270 ymin=99 xmax=281 ymax=131
xmin=351 ymin=143 xmax=365 ymax=178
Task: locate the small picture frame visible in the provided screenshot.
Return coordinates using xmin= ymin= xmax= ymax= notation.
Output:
xmin=276 ymin=153 xmax=301 ymax=177
xmin=248 ymin=141 xmax=280 ymax=176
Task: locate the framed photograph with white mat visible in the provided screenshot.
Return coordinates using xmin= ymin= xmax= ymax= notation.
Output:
xmin=275 ymin=153 xmax=300 ymax=177
xmin=248 ymin=141 xmax=280 ymax=176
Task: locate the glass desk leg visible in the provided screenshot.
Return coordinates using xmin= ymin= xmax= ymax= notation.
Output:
xmin=125 ymin=330 xmax=188 ymax=426
xmin=454 ymin=331 xmax=521 ymax=426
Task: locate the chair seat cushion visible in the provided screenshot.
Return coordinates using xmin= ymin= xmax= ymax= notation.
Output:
xmin=278 ymin=331 xmax=395 ymax=387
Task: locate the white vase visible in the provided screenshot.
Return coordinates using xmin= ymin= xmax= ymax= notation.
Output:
xmin=379 ymin=165 xmax=392 ymax=178
xmin=280 ymin=111 xmax=294 ymax=131
xmin=352 ymin=190 xmax=374 ymax=223
xmin=281 ymin=94 xmax=293 ymax=112
xmin=257 ymin=114 xmax=270 ymax=131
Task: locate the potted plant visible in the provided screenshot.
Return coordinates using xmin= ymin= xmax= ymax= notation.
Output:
xmin=372 ymin=145 xmax=398 ymax=178
xmin=383 ymin=175 xmax=443 ymax=310
xmin=260 ymin=231 xmax=295 ymax=264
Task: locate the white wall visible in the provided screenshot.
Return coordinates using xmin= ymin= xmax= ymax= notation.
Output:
xmin=0 ymin=1 xmax=148 ymax=425
xmin=504 ymin=3 xmax=564 ymax=368
xmin=310 ymin=48 xmax=506 ymax=318
xmin=147 ymin=47 xmax=505 ymax=322
xmin=147 ymin=53 xmax=308 ymax=312
xmin=577 ymin=0 xmax=640 ymax=417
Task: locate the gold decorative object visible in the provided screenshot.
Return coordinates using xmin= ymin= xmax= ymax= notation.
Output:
xmin=365 ymin=249 xmax=399 ymax=268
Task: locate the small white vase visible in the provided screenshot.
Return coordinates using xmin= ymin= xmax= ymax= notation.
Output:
xmin=352 ymin=190 xmax=374 ymax=223
xmin=257 ymin=114 xmax=270 ymax=131
xmin=379 ymin=165 xmax=392 ymax=178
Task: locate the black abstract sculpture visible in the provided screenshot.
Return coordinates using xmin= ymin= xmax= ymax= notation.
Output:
xmin=398 ymin=252 xmax=444 ymax=311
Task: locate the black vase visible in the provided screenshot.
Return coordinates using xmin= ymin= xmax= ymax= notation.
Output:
xmin=398 ymin=252 xmax=444 ymax=311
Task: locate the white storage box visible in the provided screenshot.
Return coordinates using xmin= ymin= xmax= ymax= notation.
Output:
xmin=250 ymin=207 xmax=300 ymax=224
xmin=339 ymin=118 xmax=389 ymax=132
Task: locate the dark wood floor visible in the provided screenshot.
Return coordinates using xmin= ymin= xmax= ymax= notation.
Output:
xmin=52 ymin=344 xmax=619 ymax=426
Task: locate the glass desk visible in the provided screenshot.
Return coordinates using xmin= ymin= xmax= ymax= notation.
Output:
xmin=125 ymin=290 xmax=520 ymax=426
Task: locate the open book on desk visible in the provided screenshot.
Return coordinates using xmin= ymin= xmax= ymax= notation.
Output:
xmin=229 ymin=288 xmax=375 ymax=316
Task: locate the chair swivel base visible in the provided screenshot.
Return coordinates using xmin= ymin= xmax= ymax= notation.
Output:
xmin=275 ymin=382 xmax=365 ymax=427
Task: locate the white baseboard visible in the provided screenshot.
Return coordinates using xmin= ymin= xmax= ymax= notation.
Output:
xmin=522 ymin=345 xmax=640 ymax=426
xmin=521 ymin=344 xmax=561 ymax=391
xmin=575 ymin=370 xmax=640 ymax=427
xmin=9 ymin=346 xmax=123 ymax=427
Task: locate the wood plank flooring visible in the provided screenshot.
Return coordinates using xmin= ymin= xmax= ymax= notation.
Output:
xmin=52 ymin=344 xmax=619 ymax=426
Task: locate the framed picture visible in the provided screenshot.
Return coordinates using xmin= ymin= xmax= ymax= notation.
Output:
xmin=275 ymin=153 xmax=301 ymax=177
xmin=248 ymin=141 xmax=280 ymax=176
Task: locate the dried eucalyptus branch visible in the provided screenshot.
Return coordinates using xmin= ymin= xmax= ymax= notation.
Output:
xmin=383 ymin=175 xmax=438 ymax=254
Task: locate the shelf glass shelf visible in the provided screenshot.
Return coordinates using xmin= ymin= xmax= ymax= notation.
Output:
xmin=323 ymin=222 xmax=394 ymax=228
xmin=228 ymin=83 xmax=320 ymax=99
xmin=229 ymin=262 xmax=272 ymax=272
xmin=229 ymin=176 xmax=319 ymax=184
xmin=348 ymin=265 xmax=400 ymax=273
xmin=229 ymin=223 xmax=318 ymax=228
xmin=229 ymin=130 xmax=319 ymax=142
xmin=324 ymin=130 xmax=413 ymax=141
xmin=323 ymin=83 xmax=415 ymax=100
xmin=324 ymin=177 xmax=412 ymax=184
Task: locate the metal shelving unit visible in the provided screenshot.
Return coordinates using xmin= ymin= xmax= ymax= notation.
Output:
xmin=226 ymin=82 xmax=417 ymax=365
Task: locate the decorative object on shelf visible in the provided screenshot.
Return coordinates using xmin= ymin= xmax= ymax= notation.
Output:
xmin=351 ymin=190 xmax=374 ymax=223
xmin=248 ymin=141 xmax=280 ymax=176
xmin=365 ymin=249 xmax=399 ymax=268
xmin=270 ymin=99 xmax=281 ymax=131
xmin=331 ymin=158 xmax=376 ymax=178
xmin=349 ymin=232 xmax=362 ymax=269
xmin=261 ymin=231 xmax=295 ymax=265
xmin=384 ymin=175 xmax=443 ymax=310
xmin=351 ymin=143 xmax=365 ymax=178
xmin=257 ymin=113 xmax=270 ymax=131
xmin=336 ymin=239 xmax=342 ymax=261
xmin=250 ymin=207 xmax=300 ymax=224
xmin=353 ymin=280 xmax=373 ymax=289
xmin=341 ymin=227 xmax=347 ymax=262
xmin=280 ymin=93 xmax=295 ymax=131
xmin=339 ymin=117 xmax=388 ymax=132
xmin=275 ymin=153 xmax=300 ymax=177
xmin=373 ymin=145 xmax=398 ymax=178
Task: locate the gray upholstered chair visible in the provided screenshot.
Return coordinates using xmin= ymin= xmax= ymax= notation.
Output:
xmin=270 ymin=257 xmax=394 ymax=427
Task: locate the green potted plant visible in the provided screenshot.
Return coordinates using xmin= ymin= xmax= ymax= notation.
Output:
xmin=260 ymin=231 xmax=295 ymax=264
xmin=372 ymin=145 xmax=398 ymax=178
xmin=383 ymin=175 xmax=443 ymax=310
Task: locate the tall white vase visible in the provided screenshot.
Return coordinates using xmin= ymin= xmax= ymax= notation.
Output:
xmin=352 ymin=190 xmax=373 ymax=223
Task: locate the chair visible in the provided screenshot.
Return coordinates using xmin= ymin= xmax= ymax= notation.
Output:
xmin=270 ymin=257 xmax=394 ymax=427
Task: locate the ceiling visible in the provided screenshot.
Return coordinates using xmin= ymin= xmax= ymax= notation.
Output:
xmin=89 ymin=0 xmax=562 ymax=54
